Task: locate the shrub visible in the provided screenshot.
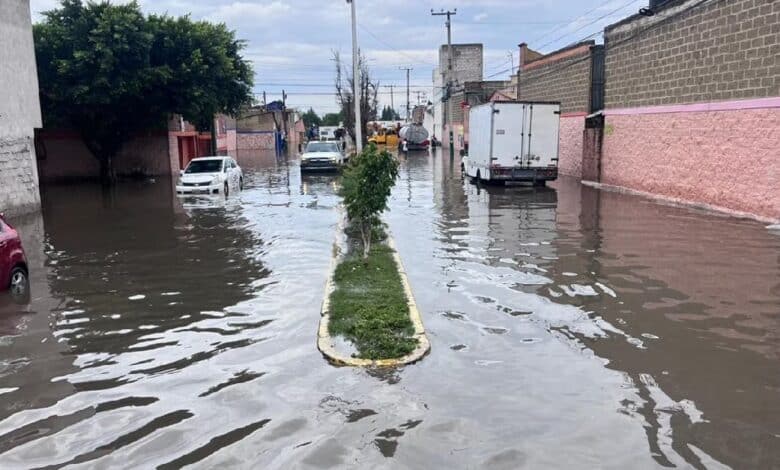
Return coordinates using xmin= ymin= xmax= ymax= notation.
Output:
xmin=339 ymin=144 xmax=399 ymax=258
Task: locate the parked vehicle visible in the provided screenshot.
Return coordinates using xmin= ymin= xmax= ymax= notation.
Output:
xmin=399 ymin=123 xmax=430 ymax=151
xmin=368 ymin=128 xmax=399 ymax=147
xmin=318 ymin=126 xmax=339 ymax=141
xmin=176 ymin=157 xmax=243 ymax=196
xmin=464 ymin=101 xmax=560 ymax=185
xmin=300 ymin=141 xmax=347 ymax=172
xmin=0 ymin=214 xmax=29 ymax=302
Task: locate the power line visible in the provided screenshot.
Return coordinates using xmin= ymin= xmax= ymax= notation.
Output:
xmin=529 ymin=0 xmax=623 ymax=46
xmin=358 ymin=24 xmax=437 ymax=68
xmin=510 ymin=0 xmax=715 ymax=89
xmin=536 ymin=0 xmax=643 ymax=51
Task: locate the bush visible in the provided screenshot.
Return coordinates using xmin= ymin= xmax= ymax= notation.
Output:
xmin=339 ymin=144 xmax=399 ymax=258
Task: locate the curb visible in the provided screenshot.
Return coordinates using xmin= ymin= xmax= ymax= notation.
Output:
xmin=317 ymin=234 xmax=431 ymax=368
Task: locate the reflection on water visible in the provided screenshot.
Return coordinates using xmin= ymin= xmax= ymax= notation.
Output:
xmin=0 ymin=149 xmax=777 ymax=468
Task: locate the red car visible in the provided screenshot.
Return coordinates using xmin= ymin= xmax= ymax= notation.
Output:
xmin=0 ymin=214 xmax=29 ymax=300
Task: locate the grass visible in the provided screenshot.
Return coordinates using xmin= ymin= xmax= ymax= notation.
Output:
xmin=328 ymin=243 xmax=418 ymax=360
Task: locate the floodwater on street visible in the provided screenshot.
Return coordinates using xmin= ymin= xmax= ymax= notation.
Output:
xmin=1 ymin=149 xmax=779 ymax=469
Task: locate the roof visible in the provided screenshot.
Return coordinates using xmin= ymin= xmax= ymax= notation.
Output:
xmin=190 ymin=156 xmax=229 ymax=161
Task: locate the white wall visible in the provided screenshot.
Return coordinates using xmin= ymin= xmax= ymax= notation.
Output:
xmin=0 ymin=0 xmax=42 ymax=215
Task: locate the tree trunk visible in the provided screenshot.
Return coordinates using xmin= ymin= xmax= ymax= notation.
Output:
xmin=361 ymin=221 xmax=371 ymax=259
xmin=98 ymin=154 xmax=117 ymax=186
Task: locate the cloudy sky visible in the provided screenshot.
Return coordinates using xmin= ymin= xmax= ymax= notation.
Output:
xmin=29 ymin=0 xmax=648 ymax=115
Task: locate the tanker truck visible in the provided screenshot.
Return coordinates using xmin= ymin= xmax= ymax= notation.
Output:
xmin=398 ymin=105 xmax=431 ymax=151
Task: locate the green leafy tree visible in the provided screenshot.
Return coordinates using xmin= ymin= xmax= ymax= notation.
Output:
xmin=34 ymin=0 xmax=254 ymax=183
xmin=301 ymin=108 xmax=321 ymax=129
xmin=340 ymin=144 xmax=399 ymax=258
xmin=321 ymin=112 xmax=343 ymax=126
xmin=380 ymin=106 xmax=400 ymax=121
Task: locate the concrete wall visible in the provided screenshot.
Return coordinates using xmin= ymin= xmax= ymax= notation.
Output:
xmin=0 ymin=0 xmax=42 ymax=215
xmin=600 ymin=0 xmax=780 ymax=220
xmin=440 ymin=44 xmax=483 ymax=127
xmin=602 ymin=102 xmax=780 ymax=220
xmin=439 ymin=44 xmax=484 ymax=85
xmin=37 ymin=131 xmax=172 ymax=182
xmin=558 ymin=117 xmax=586 ymax=178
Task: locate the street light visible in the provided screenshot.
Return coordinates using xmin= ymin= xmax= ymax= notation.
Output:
xmin=346 ymin=0 xmax=362 ymax=153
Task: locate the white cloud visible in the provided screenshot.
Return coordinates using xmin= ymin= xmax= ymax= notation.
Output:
xmin=473 ymin=12 xmax=489 ymax=22
xmin=208 ymin=1 xmax=291 ymax=25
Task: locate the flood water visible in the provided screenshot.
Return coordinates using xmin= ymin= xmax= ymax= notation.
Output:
xmin=1 ymin=149 xmax=779 ymax=469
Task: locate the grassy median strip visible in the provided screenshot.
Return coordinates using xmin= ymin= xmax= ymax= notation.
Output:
xmin=328 ymin=243 xmax=418 ymax=360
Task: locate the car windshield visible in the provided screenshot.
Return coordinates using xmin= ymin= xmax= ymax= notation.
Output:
xmin=185 ymin=160 xmax=223 ymax=173
xmin=306 ymin=142 xmax=340 ymax=153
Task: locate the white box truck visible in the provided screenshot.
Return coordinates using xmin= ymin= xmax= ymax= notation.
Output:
xmin=464 ymin=101 xmax=560 ymax=184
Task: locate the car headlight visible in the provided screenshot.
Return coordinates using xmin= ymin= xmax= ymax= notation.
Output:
xmin=211 ymin=176 xmax=221 ymax=185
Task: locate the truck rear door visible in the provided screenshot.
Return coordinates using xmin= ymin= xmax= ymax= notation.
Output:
xmin=491 ymin=103 xmax=525 ymax=168
xmin=524 ymin=103 xmax=560 ymax=168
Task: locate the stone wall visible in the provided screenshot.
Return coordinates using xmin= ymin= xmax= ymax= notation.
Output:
xmin=605 ymin=0 xmax=780 ymax=108
xmin=237 ymin=132 xmax=275 ymax=151
xmin=1 ymin=0 xmax=42 ymax=215
xmin=518 ymin=42 xmax=594 ymax=114
xmin=0 ymin=138 xmax=40 ymax=215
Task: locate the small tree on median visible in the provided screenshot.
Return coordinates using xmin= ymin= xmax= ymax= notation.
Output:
xmin=340 ymin=144 xmax=399 ymax=259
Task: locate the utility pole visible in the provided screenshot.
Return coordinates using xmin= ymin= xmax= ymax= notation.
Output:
xmin=384 ymin=85 xmax=395 ymax=118
xmin=507 ymin=51 xmax=514 ymax=73
xmin=399 ymin=66 xmax=412 ymax=122
xmin=431 ymin=8 xmax=456 ymax=158
xmin=347 ymin=0 xmax=362 ymax=152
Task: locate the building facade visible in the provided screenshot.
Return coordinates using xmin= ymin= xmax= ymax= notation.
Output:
xmin=516 ymin=41 xmax=602 ymax=178
xmin=600 ymin=0 xmax=780 ymax=220
xmin=1 ymin=0 xmax=42 ymax=215
xmin=439 ymin=44 xmax=483 ymax=149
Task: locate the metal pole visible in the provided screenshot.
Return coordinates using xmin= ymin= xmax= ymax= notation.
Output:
xmin=431 ymin=9 xmax=456 ymax=158
xmin=348 ymin=0 xmax=362 ymax=152
xmin=384 ymin=85 xmax=395 ymax=118
xmin=399 ymin=67 xmax=412 ymax=122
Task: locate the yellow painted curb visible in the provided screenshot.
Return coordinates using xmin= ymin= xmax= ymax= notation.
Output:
xmin=317 ymin=233 xmax=431 ymax=368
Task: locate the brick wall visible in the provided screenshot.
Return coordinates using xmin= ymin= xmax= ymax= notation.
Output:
xmin=518 ymin=42 xmax=594 ymax=114
xmin=605 ymin=0 xmax=780 ymax=108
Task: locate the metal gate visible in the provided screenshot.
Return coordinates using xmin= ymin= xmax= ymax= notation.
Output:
xmin=590 ymin=45 xmax=606 ymax=113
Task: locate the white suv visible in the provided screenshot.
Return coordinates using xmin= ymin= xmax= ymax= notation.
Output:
xmin=176 ymin=157 xmax=243 ymax=196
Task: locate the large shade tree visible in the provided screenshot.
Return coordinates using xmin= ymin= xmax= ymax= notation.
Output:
xmin=34 ymin=0 xmax=254 ymax=183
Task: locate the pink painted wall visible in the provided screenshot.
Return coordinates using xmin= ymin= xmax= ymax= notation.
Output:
xmin=558 ymin=116 xmax=585 ymax=178
xmin=237 ymin=132 xmax=275 ymax=150
xmin=601 ymin=106 xmax=780 ymax=220
xmin=226 ymin=130 xmax=237 ymax=154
